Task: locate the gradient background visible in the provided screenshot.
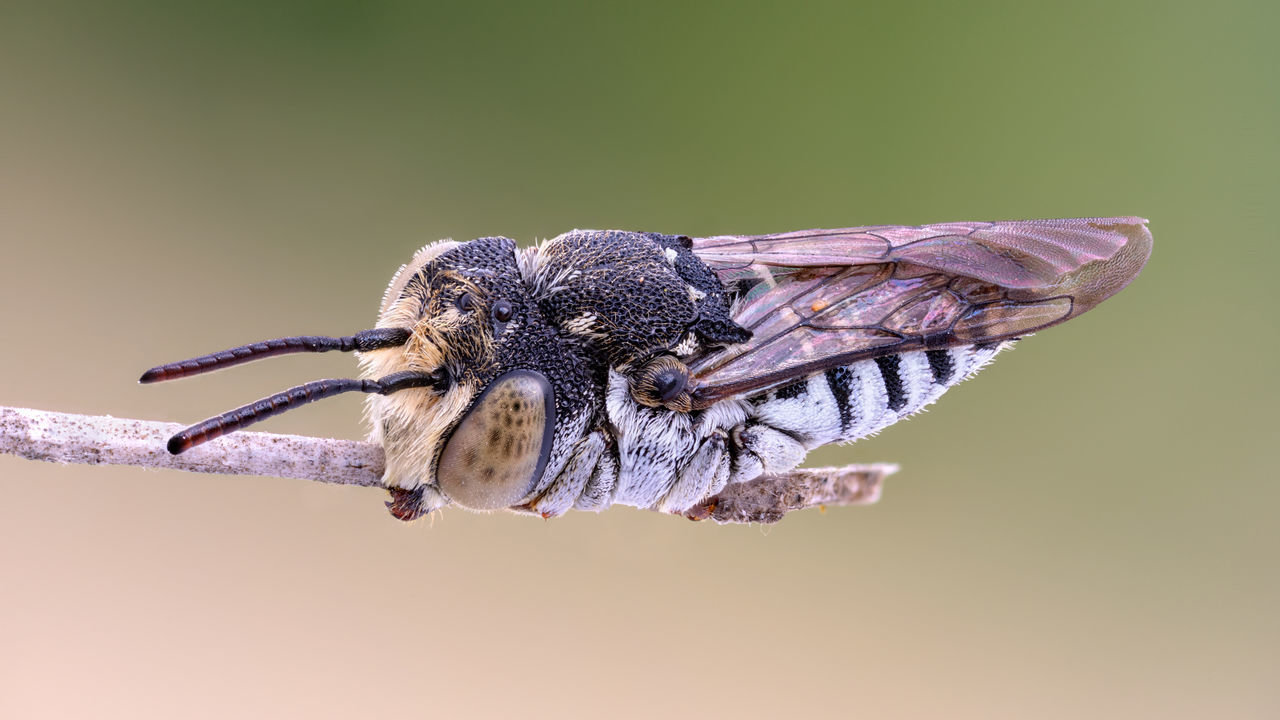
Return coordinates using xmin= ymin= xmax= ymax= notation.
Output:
xmin=1 ymin=2 xmax=1276 ymax=718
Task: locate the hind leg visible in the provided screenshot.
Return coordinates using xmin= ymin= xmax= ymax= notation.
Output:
xmin=726 ymin=422 xmax=809 ymax=486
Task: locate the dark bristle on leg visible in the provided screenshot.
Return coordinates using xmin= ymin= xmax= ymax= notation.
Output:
xmin=166 ymin=370 xmax=441 ymax=454
xmin=139 ymin=328 xmax=410 ymax=383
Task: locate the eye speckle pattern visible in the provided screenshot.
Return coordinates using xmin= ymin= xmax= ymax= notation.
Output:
xmin=437 ymin=370 xmax=554 ymax=510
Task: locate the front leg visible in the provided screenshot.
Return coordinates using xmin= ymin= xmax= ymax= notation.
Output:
xmin=385 ymin=484 xmax=449 ymax=522
xmin=519 ymin=430 xmax=609 ymax=518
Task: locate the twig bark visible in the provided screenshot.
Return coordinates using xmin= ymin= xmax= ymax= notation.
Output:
xmin=0 ymin=406 xmax=895 ymax=523
xmin=1 ymin=406 xmax=385 ymax=486
xmin=681 ymin=463 xmax=893 ymax=524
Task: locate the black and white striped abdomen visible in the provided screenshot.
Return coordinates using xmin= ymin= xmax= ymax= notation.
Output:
xmin=555 ymin=342 xmax=1011 ymax=514
xmin=743 ymin=342 xmax=1011 ymax=449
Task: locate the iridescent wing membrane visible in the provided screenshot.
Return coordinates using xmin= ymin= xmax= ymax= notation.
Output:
xmin=686 ymin=217 xmax=1152 ymax=407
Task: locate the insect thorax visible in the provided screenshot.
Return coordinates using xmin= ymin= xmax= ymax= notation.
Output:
xmin=529 ymin=230 xmax=750 ymax=370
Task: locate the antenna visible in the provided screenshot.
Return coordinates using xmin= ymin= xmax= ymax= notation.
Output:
xmin=139 ymin=328 xmax=411 ymax=383
xmin=166 ymin=369 xmax=447 ymax=454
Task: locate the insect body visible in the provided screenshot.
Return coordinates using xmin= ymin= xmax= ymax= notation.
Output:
xmin=142 ymin=218 xmax=1152 ymax=521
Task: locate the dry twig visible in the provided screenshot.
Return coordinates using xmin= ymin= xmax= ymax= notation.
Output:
xmin=1 ymin=406 xmax=895 ymax=523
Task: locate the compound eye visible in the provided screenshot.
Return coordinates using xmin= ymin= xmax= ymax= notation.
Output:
xmin=456 ymin=292 xmax=476 ymax=312
xmin=436 ymin=370 xmax=555 ymax=510
xmin=492 ymin=300 xmax=513 ymax=322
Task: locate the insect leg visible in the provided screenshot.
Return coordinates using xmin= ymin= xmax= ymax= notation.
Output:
xmin=574 ymin=445 xmax=620 ymax=512
xmin=384 ymin=484 xmax=449 ymax=522
xmin=605 ymin=370 xmax=697 ymax=509
xmin=726 ymin=422 xmax=808 ymax=486
xmin=523 ymin=430 xmax=608 ymax=518
xmin=657 ymin=429 xmax=731 ymax=513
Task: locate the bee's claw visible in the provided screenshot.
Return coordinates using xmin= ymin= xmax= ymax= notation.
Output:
xmin=684 ymin=501 xmax=716 ymax=522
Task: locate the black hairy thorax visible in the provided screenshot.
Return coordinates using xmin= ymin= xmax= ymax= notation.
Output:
xmin=530 ymin=230 xmax=751 ymax=372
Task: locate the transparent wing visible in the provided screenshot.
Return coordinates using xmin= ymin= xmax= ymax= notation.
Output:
xmin=687 ymin=217 xmax=1152 ymax=406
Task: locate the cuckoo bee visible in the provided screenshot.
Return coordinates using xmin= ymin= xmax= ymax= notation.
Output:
xmin=142 ymin=218 xmax=1152 ymax=521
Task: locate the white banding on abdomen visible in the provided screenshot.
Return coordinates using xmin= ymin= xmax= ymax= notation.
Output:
xmin=569 ymin=343 xmax=1011 ymax=512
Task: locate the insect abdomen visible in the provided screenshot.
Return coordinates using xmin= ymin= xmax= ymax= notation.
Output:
xmin=745 ymin=343 xmax=1010 ymax=450
xmin=533 ymin=343 xmax=1011 ymax=516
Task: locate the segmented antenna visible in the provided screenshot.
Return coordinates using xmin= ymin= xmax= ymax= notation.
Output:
xmin=166 ymin=370 xmax=445 ymax=454
xmin=139 ymin=328 xmax=411 ymax=383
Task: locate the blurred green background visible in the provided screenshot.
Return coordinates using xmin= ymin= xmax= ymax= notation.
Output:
xmin=1 ymin=1 xmax=1276 ymax=718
